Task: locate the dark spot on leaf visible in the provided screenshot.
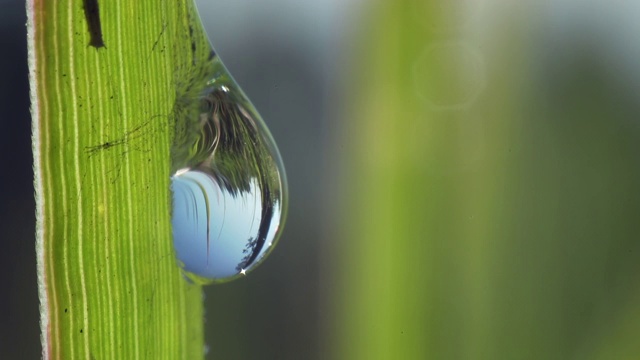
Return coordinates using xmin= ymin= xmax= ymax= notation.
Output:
xmin=83 ymin=0 xmax=105 ymax=48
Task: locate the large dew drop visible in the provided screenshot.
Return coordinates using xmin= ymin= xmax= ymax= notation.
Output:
xmin=170 ymin=23 xmax=287 ymax=284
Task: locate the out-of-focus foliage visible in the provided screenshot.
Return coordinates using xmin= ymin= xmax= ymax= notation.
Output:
xmin=328 ymin=1 xmax=640 ymax=359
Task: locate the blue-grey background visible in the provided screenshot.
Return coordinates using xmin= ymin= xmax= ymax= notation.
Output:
xmin=1 ymin=0 xmax=38 ymax=358
xmin=194 ymin=1 xmax=350 ymax=358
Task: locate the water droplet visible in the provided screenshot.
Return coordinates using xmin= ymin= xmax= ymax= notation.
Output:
xmin=170 ymin=49 xmax=287 ymax=284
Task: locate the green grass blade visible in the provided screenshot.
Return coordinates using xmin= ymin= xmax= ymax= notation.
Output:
xmin=28 ymin=0 xmax=211 ymax=358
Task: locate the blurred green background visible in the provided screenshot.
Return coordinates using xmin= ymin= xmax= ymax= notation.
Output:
xmin=2 ymin=0 xmax=640 ymax=358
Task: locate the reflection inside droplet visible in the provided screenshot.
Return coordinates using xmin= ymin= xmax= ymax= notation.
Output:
xmin=172 ymin=170 xmax=282 ymax=282
xmin=170 ymin=48 xmax=287 ymax=284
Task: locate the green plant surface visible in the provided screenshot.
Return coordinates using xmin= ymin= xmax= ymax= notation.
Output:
xmin=28 ymin=0 xmax=212 ymax=358
xmin=330 ymin=1 xmax=640 ymax=359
